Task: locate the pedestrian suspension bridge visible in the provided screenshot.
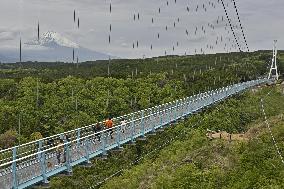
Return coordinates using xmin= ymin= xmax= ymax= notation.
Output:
xmin=0 ymin=78 xmax=271 ymax=189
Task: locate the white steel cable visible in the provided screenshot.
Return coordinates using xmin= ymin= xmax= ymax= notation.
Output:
xmin=260 ymin=98 xmax=284 ymax=164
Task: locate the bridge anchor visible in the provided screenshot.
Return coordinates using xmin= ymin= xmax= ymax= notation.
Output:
xmin=147 ymin=132 xmax=156 ymax=136
xmin=136 ymin=136 xmax=147 ymax=141
xmin=80 ymin=161 xmax=93 ymax=168
xmin=111 ymin=146 xmax=124 ymax=153
xmin=58 ymin=171 xmax=73 ymax=177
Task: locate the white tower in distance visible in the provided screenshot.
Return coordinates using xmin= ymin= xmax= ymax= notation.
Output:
xmin=268 ymin=40 xmax=279 ymax=80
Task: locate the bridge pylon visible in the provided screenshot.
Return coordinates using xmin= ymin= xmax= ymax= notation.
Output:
xmin=268 ymin=40 xmax=279 ymax=80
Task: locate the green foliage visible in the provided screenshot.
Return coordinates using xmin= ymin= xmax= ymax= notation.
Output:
xmin=0 ymin=130 xmax=18 ymax=149
xmin=30 ymin=132 xmax=43 ymax=140
xmin=0 ymin=51 xmax=274 ymax=142
xmin=0 ymin=51 xmax=283 ymax=187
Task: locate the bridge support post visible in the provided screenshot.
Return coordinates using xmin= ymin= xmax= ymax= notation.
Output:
xmin=182 ymin=99 xmax=186 ymax=117
xmin=65 ymin=141 xmax=72 ymax=175
xmin=141 ymin=110 xmax=145 ymax=137
xmin=116 ymin=126 xmax=123 ymax=149
xmin=102 ymin=132 xmax=107 ymax=157
xmin=160 ymin=108 xmax=163 ymax=128
xmin=225 ymin=87 xmax=228 ymax=97
xmin=131 ymin=113 xmax=135 ymax=143
xmin=166 ymin=104 xmax=171 ymax=125
xmin=77 ymin=128 xmax=81 ymax=147
xmin=85 ymin=139 xmax=91 ymax=163
xmin=137 ymin=110 xmax=146 ymax=141
xmin=12 ymin=147 xmax=18 ymax=189
xmin=82 ymin=138 xmax=92 ymax=167
xmin=149 ymin=108 xmax=156 ymax=136
xmin=157 ymin=106 xmax=165 ymax=132
xmin=183 ymin=99 xmax=187 ymax=116
xmin=39 ymin=140 xmax=49 ymax=186
xmin=212 ymin=93 xmax=215 ymax=104
xmin=174 ymin=101 xmax=178 ymax=122
xmin=186 ymin=99 xmax=191 ymax=115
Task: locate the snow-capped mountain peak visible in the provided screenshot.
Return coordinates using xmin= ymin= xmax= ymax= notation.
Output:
xmin=26 ymin=31 xmax=79 ymax=48
xmin=0 ymin=30 xmax=114 ymax=63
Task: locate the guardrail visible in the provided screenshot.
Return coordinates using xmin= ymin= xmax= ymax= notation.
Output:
xmin=0 ymin=78 xmax=270 ymax=189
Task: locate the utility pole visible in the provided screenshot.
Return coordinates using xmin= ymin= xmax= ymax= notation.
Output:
xmin=268 ymin=40 xmax=279 ymax=80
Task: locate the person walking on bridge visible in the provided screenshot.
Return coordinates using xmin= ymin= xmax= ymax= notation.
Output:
xmin=120 ymin=119 xmax=127 ymax=133
xmin=105 ymin=117 xmax=114 ymax=139
xmin=94 ymin=122 xmax=103 ymax=142
xmin=55 ymin=139 xmax=65 ymax=166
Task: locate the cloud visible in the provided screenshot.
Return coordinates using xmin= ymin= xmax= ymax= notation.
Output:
xmin=0 ymin=0 xmax=283 ymax=59
xmin=0 ymin=30 xmax=18 ymax=41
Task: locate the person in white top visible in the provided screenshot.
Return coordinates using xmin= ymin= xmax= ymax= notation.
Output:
xmin=120 ymin=119 xmax=127 ymax=133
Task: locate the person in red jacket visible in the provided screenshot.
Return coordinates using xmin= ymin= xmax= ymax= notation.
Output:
xmin=105 ymin=117 xmax=114 ymax=139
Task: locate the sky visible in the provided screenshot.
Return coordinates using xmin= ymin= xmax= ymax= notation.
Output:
xmin=0 ymin=0 xmax=283 ymax=59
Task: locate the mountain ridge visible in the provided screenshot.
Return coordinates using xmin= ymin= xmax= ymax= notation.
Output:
xmin=0 ymin=31 xmax=113 ymax=63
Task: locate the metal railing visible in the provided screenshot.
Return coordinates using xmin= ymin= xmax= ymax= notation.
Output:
xmin=0 ymin=78 xmax=270 ymax=189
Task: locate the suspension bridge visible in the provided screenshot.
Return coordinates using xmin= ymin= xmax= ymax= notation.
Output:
xmin=0 ymin=0 xmax=281 ymax=188
xmin=0 ymin=78 xmax=272 ymax=189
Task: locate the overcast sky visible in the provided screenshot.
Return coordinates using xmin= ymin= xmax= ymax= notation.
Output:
xmin=0 ymin=0 xmax=283 ymax=59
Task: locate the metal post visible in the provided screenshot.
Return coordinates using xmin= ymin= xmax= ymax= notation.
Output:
xmin=151 ymin=108 xmax=155 ymax=133
xmin=187 ymin=99 xmax=192 ymax=114
xmin=64 ymin=140 xmax=72 ymax=174
xmin=175 ymin=101 xmax=178 ymax=120
xmin=212 ymin=92 xmax=215 ymax=104
xmin=183 ymin=99 xmax=186 ymax=116
xmin=159 ymin=106 xmax=163 ymax=128
xmin=116 ymin=125 xmax=122 ymax=148
xmin=131 ymin=113 xmax=135 ymax=143
xmin=39 ymin=140 xmax=48 ymax=184
xmin=102 ymin=131 xmax=107 ymax=156
xmin=77 ymin=129 xmax=81 ymax=147
xmin=167 ymin=103 xmax=171 ymax=124
xmin=169 ymin=103 xmax=173 ymax=123
xmin=141 ymin=110 xmax=145 ymax=137
xmin=181 ymin=99 xmax=185 ymax=117
xmin=85 ymin=138 xmax=91 ymax=163
xmin=12 ymin=147 xmax=17 ymax=189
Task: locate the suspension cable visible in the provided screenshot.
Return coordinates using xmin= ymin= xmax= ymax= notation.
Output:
xmin=231 ymin=0 xmax=249 ymax=52
xmin=260 ymin=98 xmax=284 ymax=164
xmin=220 ymin=0 xmax=242 ymax=52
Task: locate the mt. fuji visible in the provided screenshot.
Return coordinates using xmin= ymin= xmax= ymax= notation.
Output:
xmin=26 ymin=31 xmax=79 ymax=49
xmin=0 ymin=31 xmax=113 ymax=63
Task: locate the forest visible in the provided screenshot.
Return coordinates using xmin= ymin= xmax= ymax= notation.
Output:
xmin=0 ymin=51 xmax=273 ymax=148
xmin=0 ymin=50 xmax=284 ymax=188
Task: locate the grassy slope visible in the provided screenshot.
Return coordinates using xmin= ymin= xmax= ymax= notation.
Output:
xmin=97 ymin=85 xmax=284 ymax=189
